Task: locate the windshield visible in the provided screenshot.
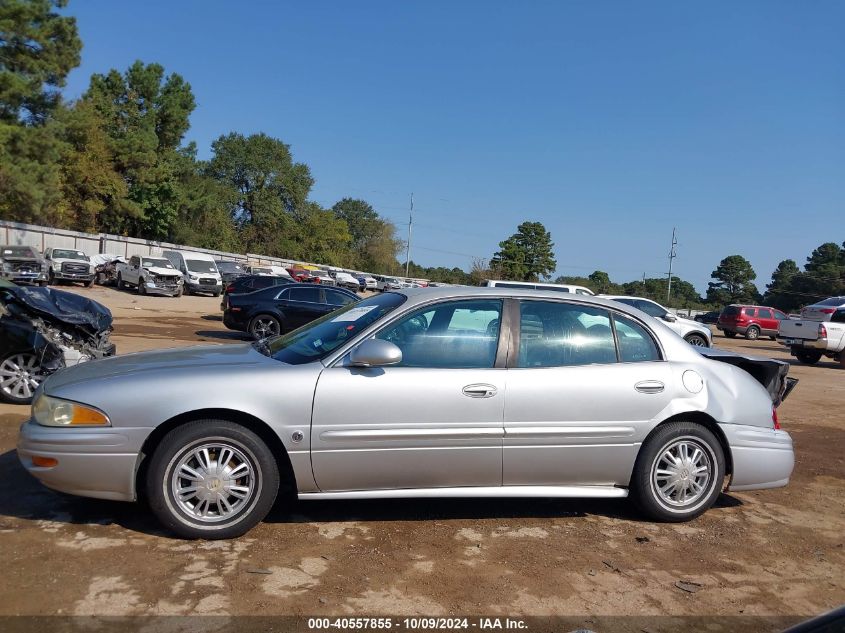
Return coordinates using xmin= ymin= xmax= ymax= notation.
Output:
xmin=187 ymin=259 xmax=218 ymax=273
xmin=53 ymin=249 xmax=88 ymax=260
xmin=260 ymin=292 xmax=406 ymax=365
xmin=2 ymin=246 xmax=37 ymax=258
xmin=143 ymin=258 xmax=174 ymax=269
xmin=216 ymin=261 xmax=244 ymax=273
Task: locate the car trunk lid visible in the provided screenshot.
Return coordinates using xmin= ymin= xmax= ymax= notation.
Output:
xmin=697 ymin=347 xmax=797 ymax=406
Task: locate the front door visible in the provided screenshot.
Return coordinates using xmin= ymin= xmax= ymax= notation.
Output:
xmin=503 ymin=300 xmax=675 ymax=486
xmin=282 ymin=286 xmax=332 ymax=330
xmin=311 ymin=299 xmax=506 ymax=491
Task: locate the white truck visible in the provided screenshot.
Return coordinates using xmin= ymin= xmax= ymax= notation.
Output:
xmin=777 ymin=296 xmax=845 ymax=367
xmin=115 ymin=255 xmax=184 ymax=296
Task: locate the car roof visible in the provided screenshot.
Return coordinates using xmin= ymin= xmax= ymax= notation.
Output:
xmin=395 ymin=286 xmax=642 ymax=311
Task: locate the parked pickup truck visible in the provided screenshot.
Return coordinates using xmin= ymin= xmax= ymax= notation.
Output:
xmin=115 ymin=255 xmax=184 ymax=297
xmin=778 ymin=301 xmax=845 ymax=367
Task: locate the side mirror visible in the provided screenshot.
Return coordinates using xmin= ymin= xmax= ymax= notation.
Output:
xmin=349 ymin=339 xmax=402 ymax=368
xmin=663 ymin=313 xmax=677 ymax=323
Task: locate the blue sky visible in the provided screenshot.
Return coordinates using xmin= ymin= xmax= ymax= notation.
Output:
xmin=61 ymin=1 xmax=844 ymax=294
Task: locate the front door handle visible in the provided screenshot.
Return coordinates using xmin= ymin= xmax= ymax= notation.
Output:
xmin=635 ymin=380 xmax=665 ymax=394
xmin=462 ymin=384 xmax=498 ymax=398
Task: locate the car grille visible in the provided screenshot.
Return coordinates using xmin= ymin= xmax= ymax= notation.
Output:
xmin=11 ymin=262 xmax=38 ymax=273
xmin=154 ymin=276 xmax=180 ymax=288
xmin=199 ymin=277 xmax=217 ymax=285
xmin=62 ymin=262 xmax=89 ymax=274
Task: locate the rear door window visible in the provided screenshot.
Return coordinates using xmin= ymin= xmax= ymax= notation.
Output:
xmin=759 ymin=309 xmax=772 ymax=319
xmin=614 ymin=314 xmax=661 ymax=363
xmin=288 ymin=287 xmax=321 ymax=303
xmin=744 ymin=308 xmax=756 ymax=317
xmin=635 ymin=300 xmax=667 ymax=318
xmin=325 ymin=289 xmax=357 ymax=307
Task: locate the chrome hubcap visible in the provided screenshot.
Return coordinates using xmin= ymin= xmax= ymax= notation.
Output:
xmin=253 ymin=318 xmax=279 ymax=338
xmin=687 ymin=336 xmax=707 ymax=347
xmin=651 ymin=439 xmax=713 ymax=508
xmin=171 ymin=443 xmax=255 ymax=522
xmin=0 ymin=354 xmax=45 ymax=401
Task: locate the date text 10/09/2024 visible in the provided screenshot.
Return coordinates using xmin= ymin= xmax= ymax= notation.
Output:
xmin=307 ymin=618 xmax=528 ymax=630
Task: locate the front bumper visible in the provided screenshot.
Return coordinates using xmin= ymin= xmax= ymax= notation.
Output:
xmin=1 ymin=271 xmax=47 ymax=284
xmin=186 ymin=281 xmax=222 ymax=294
xmin=144 ymin=279 xmax=182 ymax=295
xmin=55 ymin=272 xmax=94 ymax=282
xmin=721 ymin=424 xmax=794 ymax=491
xmin=17 ymin=420 xmax=150 ymax=501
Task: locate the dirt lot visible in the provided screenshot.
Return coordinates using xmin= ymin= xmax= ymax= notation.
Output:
xmin=0 ymin=285 xmax=843 ymax=629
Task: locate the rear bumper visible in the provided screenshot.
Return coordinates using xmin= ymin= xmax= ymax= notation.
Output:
xmin=16 ymin=420 xmax=150 ymax=501
xmin=779 ymin=337 xmax=827 ymax=350
xmin=721 ymin=424 xmax=794 ymax=491
xmin=717 ymin=323 xmax=746 ymax=334
xmin=223 ymin=311 xmax=248 ymax=332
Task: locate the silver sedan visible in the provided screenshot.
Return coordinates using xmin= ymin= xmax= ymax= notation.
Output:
xmin=18 ymin=288 xmax=795 ymax=539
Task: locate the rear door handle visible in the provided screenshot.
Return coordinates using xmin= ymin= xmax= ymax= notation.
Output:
xmin=635 ymin=380 xmax=665 ymax=394
xmin=462 ymin=384 xmax=498 ymax=398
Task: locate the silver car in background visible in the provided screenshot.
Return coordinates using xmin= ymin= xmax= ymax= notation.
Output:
xmin=18 ymin=288 xmax=795 ymax=539
xmin=601 ymin=295 xmax=713 ymax=347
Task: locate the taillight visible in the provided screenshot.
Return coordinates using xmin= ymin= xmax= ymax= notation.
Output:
xmin=772 ymin=406 xmax=780 ymax=430
xmin=821 ymin=308 xmax=835 ymax=314
xmin=819 ymin=324 xmax=827 ymax=338
xmin=226 ymin=284 xmax=235 ymax=293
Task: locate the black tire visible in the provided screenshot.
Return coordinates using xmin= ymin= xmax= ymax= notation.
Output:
xmin=745 ymin=326 xmax=760 ymax=340
xmin=723 ymin=330 xmax=736 ymax=338
xmin=146 ymin=420 xmax=280 ymax=539
xmin=183 ymin=285 xmax=192 ymax=296
xmin=631 ymin=421 xmax=725 ymax=522
xmin=249 ymin=314 xmax=281 ymax=340
xmin=212 ymin=291 xmax=221 ymax=298
xmin=37 ymin=280 xmax=47 ymax=287
xmin=138 ymin=277 xmax=146 ymax=295
xmin=86 ymin=277 xmax=95 ymax=288
xmin=794 ymin=349 xmax=822 ymax=365
xmin=117 ymin=273 xmax=125 ymax=290
xmin=684 ymin=334 xmax=709 ymax=348
xmin=174 ymin=285 xmax=183 ymax=297
xmin=769 ymin=336 xmax=777 ymax=341
xmin=47 ymin=269 xmax=55 ymax=285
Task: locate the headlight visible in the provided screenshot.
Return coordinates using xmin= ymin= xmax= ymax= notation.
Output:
xmin=189 ymin=274 xmax=198 ymax=280
xmin=32 ymin=394 xmax=110 ymax=427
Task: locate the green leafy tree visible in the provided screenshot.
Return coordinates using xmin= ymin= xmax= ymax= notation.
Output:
xmin=706 ymin=255 xmax=759 ymax=305
xmin=0 ymin=120 xmax=63 ymax=222
xmin=0 ymin=0 xmax=81 ymax=124
xmin=83 ymin=60 xmax=196 ymax=238
xmin=206 ymin=132 xmax=313 ymax=255
xmin=490 ymin=221 xmax=556 ymax=281
xmin=763 ymin=259 xmax=800 ymax=310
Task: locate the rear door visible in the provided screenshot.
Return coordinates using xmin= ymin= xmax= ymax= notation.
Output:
xmin=503 ymin=300 xmax=675 ymax=486
xmin=757 ymin=308 xmax=776 ymax=335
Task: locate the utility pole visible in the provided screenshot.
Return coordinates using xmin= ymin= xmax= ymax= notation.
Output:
xmin=667 ymin=227 xmax=677 ymax=302
xmin=404 ymin=193 xmax=413 ymax=277
xmin=642 ymin=272 xmax=646 ymax=288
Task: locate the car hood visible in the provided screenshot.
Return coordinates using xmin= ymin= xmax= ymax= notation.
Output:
xmin=4 ymin=285 xmax=112 ymax=335
xmin=43 ymin=343 xmax=275 ymax=393
xmin=51 ymin=258 xmax=91 ymax=267
xmin=2 ymin=255 xmax=43 ymax=263
xmin=146 ymin=266 xmax=181 ymax=276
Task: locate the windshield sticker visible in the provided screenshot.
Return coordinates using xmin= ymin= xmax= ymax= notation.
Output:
xmin=313 ymin=338 xmax=323 ymax=348
xmin=330 ymin=305 xmax=377 ymax=322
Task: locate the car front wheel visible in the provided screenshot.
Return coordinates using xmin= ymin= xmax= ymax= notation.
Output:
xmin=146 ymin=420 xmax=280 ymax=539
xmin=745 ymin=326 xmax=760 ymax=340
xmin=0 ymin=352 xmax=48 ymax=404
xmin=631 ymin=422 xmax=725 ymax=522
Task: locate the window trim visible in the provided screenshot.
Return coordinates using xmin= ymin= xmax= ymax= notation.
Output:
xmin=510 ymin=298 xmax=665 ymax=369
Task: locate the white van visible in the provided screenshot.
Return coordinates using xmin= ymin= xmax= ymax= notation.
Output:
xmin=162 ymin=250 xmax=223 ymax=296
xmin=481 ymin=279 xmax=595 ymax=295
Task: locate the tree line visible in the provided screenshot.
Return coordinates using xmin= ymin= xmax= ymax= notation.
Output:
xmin=0 ymin=0 xmax=402 ymax=272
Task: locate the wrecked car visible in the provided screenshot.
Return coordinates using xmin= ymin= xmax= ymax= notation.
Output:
xmin=90 ymin=254 xmax=126 ymax=286
xmin=0 ymin=245 xmax=48 ymax=286
xmin=0 ymin=282 xmax=116 ymax=404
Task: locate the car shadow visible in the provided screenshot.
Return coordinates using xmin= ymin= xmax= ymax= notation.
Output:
xmin=194 ymin=329 xmax=250 ymax=341
xmin=201 ymin=314 xmax=223 ymax=322
xmin=0 ymin=447 xmax=747 ymax=538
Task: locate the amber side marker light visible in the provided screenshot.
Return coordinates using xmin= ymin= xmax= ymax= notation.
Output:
xmin=31 ymin=456 xmax=58 ymax=468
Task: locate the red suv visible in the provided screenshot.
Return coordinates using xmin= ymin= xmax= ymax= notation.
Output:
xmin=717 ymin=305 xmax=787 ymax=340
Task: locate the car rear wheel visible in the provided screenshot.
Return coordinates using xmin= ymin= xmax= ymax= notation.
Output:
xmin=745 ymin=326 xmax=760 ymax=340
xmin=684 ymin=334 xmax=709 ymax=347
xmin=249 ymin=314 xmax=281 ymax=339
xmin=0 ymin=352 xmax=48 ymax=405
xmin=631 ymin=422 xmax=725 ymax=522
xmin=138 ymin=278 xmax=146 ymax=295
xmin=116 ymin=273 xmax=125 ymax=290
xmin=794 ymin=349 xmax=822 ymax=365
xmin=723 ymin=330 xmax=736 ymax=338
xmin=86 ymin=277 xmax=95 ymax=288
xmin=146 ymin=420 xmax=280 ymax=539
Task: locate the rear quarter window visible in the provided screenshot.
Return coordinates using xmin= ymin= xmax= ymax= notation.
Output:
xmin=722 ymin=306 xmax=739 ymax=316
